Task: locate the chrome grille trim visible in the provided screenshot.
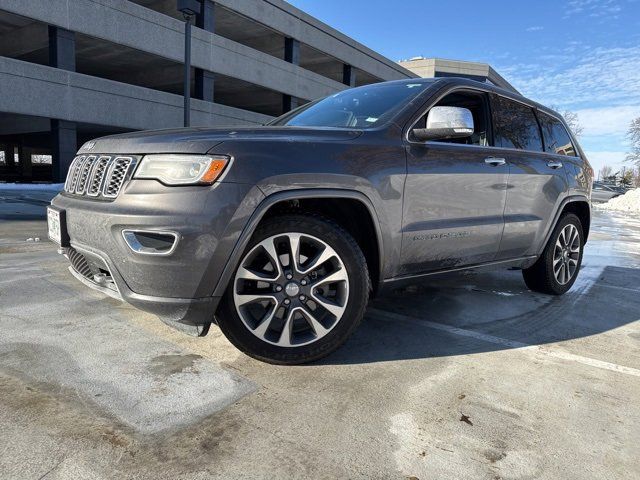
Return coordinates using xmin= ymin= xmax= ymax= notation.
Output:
xmin=103 ymin=157 xmax=133 ymax=198
xmin=86 ymin=156 xmax=112 ymax=197
xmin=63 ymin=154 xmax=135 ymax=200
xmin=65 ymin=156 xmax=86 ymax=193
xmin=75 ymin=155 xmax=97 ymax=194
xmin=64 ymin=156 xmax=84 ymax=192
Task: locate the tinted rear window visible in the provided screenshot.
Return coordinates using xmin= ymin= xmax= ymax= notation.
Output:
xmin=491 ymin=95 xmax=543 ymax=152
xmin=538 ymin=112 xmax=577 ymax=156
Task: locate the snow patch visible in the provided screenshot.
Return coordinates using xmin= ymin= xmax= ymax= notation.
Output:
xmin=598 ymin=188 xmax=640 ymax=213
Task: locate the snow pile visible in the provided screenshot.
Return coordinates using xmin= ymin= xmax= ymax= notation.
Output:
xmin=599 ymin=188 xmax=640 ymax=213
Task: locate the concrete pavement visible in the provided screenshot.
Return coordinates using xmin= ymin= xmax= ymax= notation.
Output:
xmin=0 ymin=193 xmax=638 ymax=479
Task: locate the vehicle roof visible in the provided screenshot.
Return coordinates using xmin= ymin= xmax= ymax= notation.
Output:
xmin=384 ymin=77 xmax=562 ymax=120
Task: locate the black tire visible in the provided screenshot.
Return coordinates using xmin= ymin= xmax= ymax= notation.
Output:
xmin=522 ymin=213 xmax=584 ymax=295
xmin=217 ymin=214 xmax=370 ymax=365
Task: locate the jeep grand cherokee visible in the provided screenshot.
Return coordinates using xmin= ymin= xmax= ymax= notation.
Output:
xmin=49 ymin=78 xmax=592 ymax=364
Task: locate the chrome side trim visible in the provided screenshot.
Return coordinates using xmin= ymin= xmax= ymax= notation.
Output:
xmin=383 ymin=255 xmax=539 ymax=284
xmin=121 ymin=229 xmax=180 ymax=256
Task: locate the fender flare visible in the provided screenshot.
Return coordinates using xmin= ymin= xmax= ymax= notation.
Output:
xmin=538 ymin=194 xmax=591 ymax=254
xmin=211 ymin=188 xmax=386 ymax=298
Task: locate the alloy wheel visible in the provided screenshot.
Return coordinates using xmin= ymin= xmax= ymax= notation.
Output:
xmin=553 ymin=224 xmax=581 ymax=285
xmin=233 ymin=232 xmax=349 ymax=347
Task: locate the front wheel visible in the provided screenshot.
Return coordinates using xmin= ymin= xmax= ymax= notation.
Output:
xmin=217 ymin=214 xmax=370 ymax=365
xmin=522 ymin=213 xmax=584 ymax=295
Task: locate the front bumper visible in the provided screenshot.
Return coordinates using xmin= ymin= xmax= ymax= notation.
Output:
xmin=51 ymin=179 xmax=263 ymax=326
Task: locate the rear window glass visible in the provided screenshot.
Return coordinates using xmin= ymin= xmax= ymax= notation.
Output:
xmin=538 ymin=112 xmax=577 ymax=156
xmin=491 ymin=95 xmax=543 ymax=152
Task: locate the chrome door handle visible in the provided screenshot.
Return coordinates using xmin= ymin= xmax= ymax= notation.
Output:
xmin=547 ymin=160 xmax=563 ymax=169
xmin=484 ymin=157 xmax=506 ymax=166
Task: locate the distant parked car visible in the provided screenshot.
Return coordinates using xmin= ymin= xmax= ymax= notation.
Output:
xmin=592 ymin=182 xmax=622 ymax=203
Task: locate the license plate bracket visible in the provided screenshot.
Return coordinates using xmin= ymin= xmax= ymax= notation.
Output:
xmin=47 ymin=206 xmax=70 ymax=247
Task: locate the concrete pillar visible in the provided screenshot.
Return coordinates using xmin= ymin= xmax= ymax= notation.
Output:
xmin=49 ymin=26 xmax=77 ymax=182
xmin=282 ymin=37 xmax=300 ymax=112
xmin=284 ymin=37 xmax=300 ymax=65
xmin=48 ymin=26 xmax=75 ymax=71
xmin=342 ymin=64 xmax=356 ymax=87
xmin=196 ymin=0 xmax=215 ymax=32
xmin=195 ymin=0 xmax=215 ymax=102
xmin=282 ymin=95 xmax=299 ymax=114
xmin=18 ymin=144 xmax=32 ymax=183
xmin=51 ymin=120 xmax=77 ymax=183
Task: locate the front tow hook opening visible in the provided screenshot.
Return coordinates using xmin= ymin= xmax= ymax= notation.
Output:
xmin=122 ymin=229 xmax=180 ymax=256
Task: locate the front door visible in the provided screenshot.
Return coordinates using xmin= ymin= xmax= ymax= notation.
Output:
xmin=400 ymin=90 xmax=508 ymax=275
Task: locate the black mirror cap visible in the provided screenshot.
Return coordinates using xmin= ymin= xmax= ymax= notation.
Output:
xmin=411 ymin=127 xmax=473 ymax=142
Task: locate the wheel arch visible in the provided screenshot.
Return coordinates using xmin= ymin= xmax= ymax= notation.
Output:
xmin=539 ymin=196 xmax=591 ymax=254
xmin=212 ymin=189 xmax=385 ymax=300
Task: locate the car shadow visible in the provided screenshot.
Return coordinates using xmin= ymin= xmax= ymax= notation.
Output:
xmin=316 ymin=264 xmax=639 ymax=365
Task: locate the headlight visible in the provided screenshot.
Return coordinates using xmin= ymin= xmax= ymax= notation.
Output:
xmin=133 ymin=154 xmax=230 ymax=185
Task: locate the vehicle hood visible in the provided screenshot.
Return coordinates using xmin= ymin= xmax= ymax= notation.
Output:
xmin=76 ymin=126 xmax=363 ymax=155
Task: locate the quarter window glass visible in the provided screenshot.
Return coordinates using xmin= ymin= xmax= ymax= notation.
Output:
xmin=538 ymin=112 xmax=577 ymax=156
xmin=491 ymin=95 xmax=543 ymax=152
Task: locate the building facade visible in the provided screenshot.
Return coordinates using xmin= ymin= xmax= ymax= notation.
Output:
xmin=0 ymin=0 xmax=417 ymax=183
xmin=399 ymin=57 xmax=518 ymax=94
xmin=0 ymin=1 xmax=517 ymax=184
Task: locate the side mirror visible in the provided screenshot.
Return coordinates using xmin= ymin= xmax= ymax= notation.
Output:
xmin=412 ymin=106 xmax=474 ymax=142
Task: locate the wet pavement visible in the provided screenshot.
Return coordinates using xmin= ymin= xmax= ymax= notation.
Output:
xmin=0 ymin=190 xmax=638 ymax=479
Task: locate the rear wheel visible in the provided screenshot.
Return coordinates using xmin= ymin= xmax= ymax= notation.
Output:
xmin=522 ymin=213 xmax=584 ymax=295
xmin=217 ymin=214 xmax=370 ymax=365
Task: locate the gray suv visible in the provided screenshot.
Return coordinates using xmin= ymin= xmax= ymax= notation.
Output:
xmin=49 ymin=78 xmax=592 ymax=364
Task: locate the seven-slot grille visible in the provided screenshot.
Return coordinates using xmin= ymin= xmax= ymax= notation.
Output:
xmin=64 ymin=155 xmax=135 ymax=199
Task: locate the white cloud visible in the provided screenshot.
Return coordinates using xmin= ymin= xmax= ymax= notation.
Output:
xmin=526 ymin=26 xmax=544 ymax=32
xmin=498 ymin=44 xmax=640 ymax=111
xmin=576 ymin=105 xmax=640 ymax=136
xmin=564 ymin=0 xmax=626 ymax=19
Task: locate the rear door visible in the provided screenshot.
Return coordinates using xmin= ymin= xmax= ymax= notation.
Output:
xmin=400 ymin=89 xmax=509 ymax=275
xmin=492 ymin=96 xmax=569 ymax=259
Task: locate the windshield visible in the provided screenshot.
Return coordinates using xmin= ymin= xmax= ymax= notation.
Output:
xmin=269 ymin=81 xmax=432 ymax=129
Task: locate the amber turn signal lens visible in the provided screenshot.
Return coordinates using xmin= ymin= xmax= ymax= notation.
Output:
xmin=200 ymin=158 xmax=229 ymax=184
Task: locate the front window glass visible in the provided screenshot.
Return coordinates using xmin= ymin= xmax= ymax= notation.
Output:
xmin=413 ymin=91 xmax=490 ymax=146
xmin=269 ymin=81 xmax=432 ymax=129
xmin=491 ymin=95 xmax=543 ymax=152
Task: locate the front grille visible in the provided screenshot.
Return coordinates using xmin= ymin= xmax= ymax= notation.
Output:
xmin=64 ymin=155 xmax=135 ymax=200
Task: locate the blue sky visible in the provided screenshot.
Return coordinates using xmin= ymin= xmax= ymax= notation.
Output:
xmin=287 ymin=0 xmax=640 ymax=174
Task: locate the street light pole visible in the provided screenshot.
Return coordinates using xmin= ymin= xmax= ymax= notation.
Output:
xmin=177 ymin=0 xmax=200 ymax=127
xmin=183 ymin=13 xmax=192 ymax=127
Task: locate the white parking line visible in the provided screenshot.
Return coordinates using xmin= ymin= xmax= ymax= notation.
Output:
xmin=368 ymin=308 xmax=640 ymax=378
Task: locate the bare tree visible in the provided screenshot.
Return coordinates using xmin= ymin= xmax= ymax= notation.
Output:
xmin=626 ymin=117 xmax=640 ymax=165
xmin=562 ymin=110 xmax=583 ymax=137
xmin=599 ymin=165 xmax=613 ymax=181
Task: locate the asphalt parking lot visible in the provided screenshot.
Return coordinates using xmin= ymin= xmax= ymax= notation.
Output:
xmin=1 ymin=187 xmax=639 ymax=479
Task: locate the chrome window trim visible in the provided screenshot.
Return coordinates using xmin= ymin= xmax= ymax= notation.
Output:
xmin=404 ymin=85 xmax=582 ymax=159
